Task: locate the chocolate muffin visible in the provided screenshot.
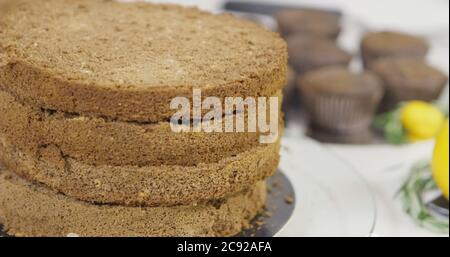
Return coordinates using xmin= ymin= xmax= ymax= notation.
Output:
xmin=276 ymin=9 xmax=341 ymax=39
xmin=371 ymin=58 xmax=448 ymax=111
xmin=287 ymin=35 xmax=352 ymax=75
xmin=299 ymin=67 xmax=384 ymax=143
xmin=361 ymin=31 xmax=429 ymax=68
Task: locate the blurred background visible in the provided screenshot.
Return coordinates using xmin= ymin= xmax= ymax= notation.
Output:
xmin=119 ymin=0 xmax=450 ymax=94
xmin=96 ymin=0 xmax=449 ymax=236
xmin=135 ymin=0 xmax=449 ymax=102
xmin=128 ymin=0 xmax=449 ymax=237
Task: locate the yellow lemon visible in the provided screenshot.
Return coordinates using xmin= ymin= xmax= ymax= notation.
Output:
xmin=432 ymin=119 xmax=449 ymax=200
xmin=401 ymin=101 xmax=445 ymax=141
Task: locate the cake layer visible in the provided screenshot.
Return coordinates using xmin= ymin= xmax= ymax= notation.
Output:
xmin=0 ymin=89 xmax=282 ymax=167
xmin=0 ymin=168 xmax=266 ymax=237
xmin=0 ymin=0 xmax=287 ymax=123
xmin=0 ymin=135 xmax=280 ymax=207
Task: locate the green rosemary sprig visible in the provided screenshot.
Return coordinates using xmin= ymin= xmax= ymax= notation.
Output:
xmin=398 ymin=160 xmax=449 ymax=233
xmin=374 ymin=107 xmax=408 ymax=145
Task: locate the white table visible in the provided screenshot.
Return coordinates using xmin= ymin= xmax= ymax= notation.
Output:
xmin=326 ymin=141 xmax=444 ymax=237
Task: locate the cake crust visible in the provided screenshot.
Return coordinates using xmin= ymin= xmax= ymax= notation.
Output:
xmin=0 ymin=168 xmax=266 ymax=237
xmin=0 ymin=0 xmax=287 ymax=122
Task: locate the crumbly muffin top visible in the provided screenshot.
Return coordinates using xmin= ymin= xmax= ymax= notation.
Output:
xmin=276 ymin=9 xmax=340 ymax=37
xmin=371 ymin=58 xmax=448 ymax=88
xmin=0 ymin=0 xmax=286 ymax=88
xmin=287 ymin=36 xmax=351 ymax=64
xmin=362 ymin=31 xmax=428 ymax=55
xmin=299 ymin=67 xmax=382 ymax=95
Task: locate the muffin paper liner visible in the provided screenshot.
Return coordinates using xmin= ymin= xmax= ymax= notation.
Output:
xmin=302 ymin=91 xmax=382 ymax=135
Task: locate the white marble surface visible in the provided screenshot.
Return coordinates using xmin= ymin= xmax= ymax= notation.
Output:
xmin=325 ymin=141 xmax=443 ymax=237
xmin=278 ymin=134 xmax=377 ymax=237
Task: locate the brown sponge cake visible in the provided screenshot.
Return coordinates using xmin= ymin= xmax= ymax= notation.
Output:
xmin=0 ymin=134 xmax=280 ymax=207
xmin=0 ymin=0 xmax=287 ymax=123
xmin=0 ymin=0 xmax=285 ymax=237
xmin=0 ymin=89 xmax=283 ymax=167
xmin=0 ymin=0 xmax=24 ymax=14
xmin=0 ymin=168 xmax=266 ymax=237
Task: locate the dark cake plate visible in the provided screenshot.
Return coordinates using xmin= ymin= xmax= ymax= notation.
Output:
xmin=0 ymin=171 xmax=295 ymax=238
xmin=237 ymin=171 xmax=295 ymax=237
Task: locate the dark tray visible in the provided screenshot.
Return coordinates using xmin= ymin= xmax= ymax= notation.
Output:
xmin=237 ymin=171 xmax=295 ymax=237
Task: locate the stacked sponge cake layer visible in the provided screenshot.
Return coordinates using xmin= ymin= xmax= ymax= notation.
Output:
xmin=0 ymin=133 xmax=281 ymax=207
xmin=0 ymin=89 xmax=282 ymax=206
xmin=0 ymin=0 xmax=287 ymax=123
xmin=0 ymin=90 xmax=283 ymax=167
xmin=0 ymin=0 xmax=287 ymax=237
xmin=0 ymin=169 xmax=267 ymax=237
